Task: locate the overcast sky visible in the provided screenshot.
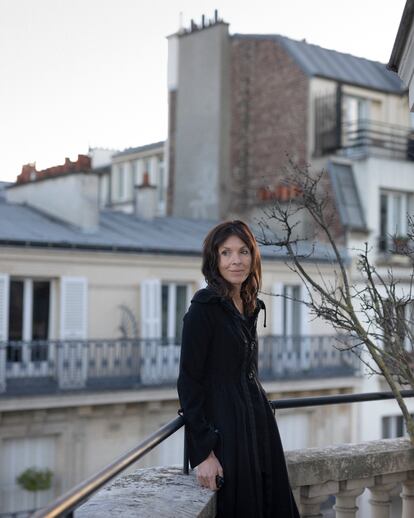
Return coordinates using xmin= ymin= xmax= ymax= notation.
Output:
xmin=0 ymin=0 xmax=406 ymax=182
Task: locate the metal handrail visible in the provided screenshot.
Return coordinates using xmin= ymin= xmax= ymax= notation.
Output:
xmin=31 ymin=390 xmax=414 ymax=517
xmin=32 ymin=415 xmax=185 ymax=518
xmin=270 ymin=388 xmax=414 ymax=409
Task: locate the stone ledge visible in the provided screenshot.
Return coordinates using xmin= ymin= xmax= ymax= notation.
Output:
xmin=286 ymin=437 xmax=414 ymax=487
xmin=76 ymin=438 xmax=414 ymax=517
xmin=76 ymin=465 xmax=216 ymax=518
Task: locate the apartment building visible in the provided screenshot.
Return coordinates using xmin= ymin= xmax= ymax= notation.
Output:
xmin=166 ymin=15 xmax=414 ymax=445
xmin=2 ymin=14 xmax=412 ymax=515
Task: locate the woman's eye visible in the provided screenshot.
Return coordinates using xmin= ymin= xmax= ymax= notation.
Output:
xmin=221 ymin=250 xmax=228 ymax=256
xmin=241 ymin=249 xmax=249 ymax=254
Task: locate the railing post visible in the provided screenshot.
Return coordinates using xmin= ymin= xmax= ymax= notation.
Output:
xmin=183 ymin=426 xmax=189 ymax=475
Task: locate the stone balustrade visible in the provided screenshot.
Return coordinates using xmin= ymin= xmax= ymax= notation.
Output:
xmin=77 ymin=438 xmax=414 ymax=517
xmin=287 ymin=437 xmax=414 ymax=517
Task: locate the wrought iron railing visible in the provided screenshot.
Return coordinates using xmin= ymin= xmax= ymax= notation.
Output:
xmin=315 ymin=112 xmax=414 ymax=161
xmin=340 ymin=119 xmax=414 ymax=161
xmin=0 ymin=335 xmax=360 ymax=395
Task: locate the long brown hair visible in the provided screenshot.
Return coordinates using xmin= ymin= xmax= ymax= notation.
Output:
xmin=202 ymin=220 xmax=262 ymax=315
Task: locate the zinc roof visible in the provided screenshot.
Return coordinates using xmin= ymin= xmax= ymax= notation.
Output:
xmin=234 ymin=34 xmax=405 ymax=94
xmin=0 ymin=199 xmax=346 ymax=263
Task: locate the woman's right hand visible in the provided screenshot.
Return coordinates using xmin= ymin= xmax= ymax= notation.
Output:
xmin=196 ymin=450 xmax=223 ymax=491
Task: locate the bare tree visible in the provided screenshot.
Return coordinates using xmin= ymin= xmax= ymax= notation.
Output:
xmin=256 ymin=160 xmax=414 ymax=443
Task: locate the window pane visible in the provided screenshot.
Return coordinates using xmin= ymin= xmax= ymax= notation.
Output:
xmin=32 ymin=281 xmax=50 ymax=340
xmin=392 ymin=194 xmax=402 ymax=234
xmin=161 ymin=285 xmax=169 ymax=339
xmin=382 ymin=416 xmax=390 ymax=439
xmin=379 ymin=193 xmax=388 ymax=251
xmin=292 ymin=286 xmax=301 ymax=335
xmin=396 ymin=416 xmax=404 ymax=437
xmin=175 ymin=285 xmax=187 ymax=340
xmin=8 ymin=281 xmax=23 ymax=341
xmin=8 ymin=281 xmax=23 ymax=362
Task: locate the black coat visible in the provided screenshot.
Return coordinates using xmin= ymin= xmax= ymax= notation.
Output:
xmin=177 ymin=288 xmax=300 ymax=518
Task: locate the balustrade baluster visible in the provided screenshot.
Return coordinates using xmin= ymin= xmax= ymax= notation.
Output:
xmin=334 ymin=486 xmax=365 ymax=518
xmin=299 ymin=482 xmax=336 ymax=518
xmin=369 ymin=479 xmax=399 ymax=518
xmin=401 ymin=474 xmax=414 ymax=518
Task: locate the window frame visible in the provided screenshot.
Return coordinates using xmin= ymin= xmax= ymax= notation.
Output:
xmin=161 ymin=282 xmax=191 ymax=340
xmin=379 ymin=189 xmax=412 ymax=252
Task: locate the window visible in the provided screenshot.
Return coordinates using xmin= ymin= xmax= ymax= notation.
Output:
xmin=7 ymin=279 xmax=50 ymax=362
xmin=379 ymin=190 xmax=412 ymax=252
xmin=383 ymin=299 xmax=414 ymax=351
xmin=117 ymin=164 xmax=125 ymax=199
xmin=161 ymin=283 xmax=190 ymax=340
xmin=282 ymin=285 xmax=301 ymax=336
xmin=343 ymin=96 xmax=369 ymax=128
xmin=0 ymin=436 xmax=57 ymax=514
xmin=342 ymin=95 xmax=370 ymax=151
xmin=382 ymin=415 xmax=412 ymax=438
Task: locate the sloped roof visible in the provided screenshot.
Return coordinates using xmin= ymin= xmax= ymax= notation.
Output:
xmin=0 ymin=198 xmax=346 ymax=263
xmin=113 ymin=141 xmax=165 ymax=159
xmin=234 ymin=34 xmax=405 ymax=94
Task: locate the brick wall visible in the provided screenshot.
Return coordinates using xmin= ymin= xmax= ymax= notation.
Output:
xmin=229 ymin=36 xmax=309 ymax=213
xmin=229 ymin=36 xmax=345 ymax=242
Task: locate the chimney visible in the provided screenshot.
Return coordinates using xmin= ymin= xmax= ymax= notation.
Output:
xmin=134 ymin=172 xmax=158 ymax=220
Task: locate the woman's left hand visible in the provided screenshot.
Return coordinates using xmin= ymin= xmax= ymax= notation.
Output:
xmin=196 ymin=450 xmax=224 ymax=491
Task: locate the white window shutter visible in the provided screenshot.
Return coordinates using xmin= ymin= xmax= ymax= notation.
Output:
xmin=140 ymin=279 xmax=161 ymax=338
xmin=271 ymin=282 xmax=283 ymax=335
xmin=0 ymin=274 xmax=10 ymax=341
xmin=60 ymin=277 xmax=88 ymax=339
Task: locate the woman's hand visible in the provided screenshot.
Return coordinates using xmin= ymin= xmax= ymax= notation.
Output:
xmin=196 ymin=450 xmax=223 ymax=491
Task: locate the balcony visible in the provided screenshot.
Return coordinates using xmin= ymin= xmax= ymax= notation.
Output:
xmin=0 ymin=335 xmax=359 ymax=396
xmin=315 ymin=118 xmax=414 ymax=161
xmin=71 ymin=438 xmax=414 ymax=518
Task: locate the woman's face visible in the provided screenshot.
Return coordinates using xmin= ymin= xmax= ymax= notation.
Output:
xmin=217 ymin=235 xmax=252 ymax=290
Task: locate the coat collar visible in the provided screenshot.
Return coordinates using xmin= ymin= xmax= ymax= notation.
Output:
xmin=191 ymin=287 xmax=267 ymax=327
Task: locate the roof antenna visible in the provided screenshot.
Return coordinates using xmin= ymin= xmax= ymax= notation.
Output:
xmin=178 ymin=11 xmax=183 ymax=31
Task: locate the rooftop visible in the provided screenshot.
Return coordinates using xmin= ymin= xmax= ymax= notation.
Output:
xmin=113 ymin=141 xmax=165 ymax=159
xmin=234 ymin=34 xmax=405 ymax=94
xmin=0 ymin=198 xmax=346 ymax=262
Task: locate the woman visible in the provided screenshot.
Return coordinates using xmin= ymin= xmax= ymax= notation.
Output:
xmin=177 ymin=220 xmax=300 ymax=518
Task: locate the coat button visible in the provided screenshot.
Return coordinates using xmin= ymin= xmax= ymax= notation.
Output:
xmin=250 ymin=341 xmax=255 ymax=350
xmin=248 ymin=371 xmax=254 ymax=380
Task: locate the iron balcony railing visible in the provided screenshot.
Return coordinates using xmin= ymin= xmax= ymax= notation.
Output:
xmin=315 ymin=114 xmax=414 ymax=161
xmin=0 ymin=335 xmax=359 ymax=396
xmin=29 ymin=389 xmax=414 ymax=518
xmin=340 ymin=119 xmax=414 ymax=161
